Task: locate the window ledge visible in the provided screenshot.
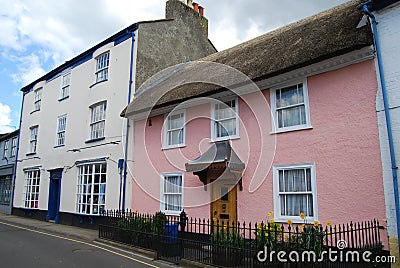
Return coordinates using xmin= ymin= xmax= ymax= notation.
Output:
xmin=58 ymin=96 xmax=69 ymax=102
xmin=30 ymin=109 xmax=40 ymax=115
xmin=162 ymin=211 xmax=182 ymax=216
xmin=85 ymin=137 xmax=105 ymax=144
xmin=26 ymin=152 xmax=37 ymax=156
xmin=210 ymin=135 xmax=240 ymax=143
xmin=21 ymin=207 xmax=39 ymax=211
xmin=89 ymin=79 xmax=108 ymax=88
xmin=270 ymin=125 xmax=313 ymax=135
xmin=162 ymin=144 xmax=186 ymax=150
xmin=274 ymin=217 xmax=317 ymax=224
xmin=53 ymin=144 xmax=65 ymax=148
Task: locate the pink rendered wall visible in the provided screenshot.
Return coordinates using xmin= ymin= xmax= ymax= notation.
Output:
xmin=131 ymin=60 xmax=386 ymax=243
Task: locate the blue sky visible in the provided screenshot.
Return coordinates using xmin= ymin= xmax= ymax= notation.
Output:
xmin=0 ymin=0 xmax=348 ymax=134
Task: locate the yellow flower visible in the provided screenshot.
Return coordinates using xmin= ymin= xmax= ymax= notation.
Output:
xmin=270 ymin=219 xmax=275 ymax=223
xmin=301 ymin=224 xmax=305 ymax=229
xmin=299 ymin=213 xmax=305 ymax=219
xmin=326 ymin=221 xmax=332 ymax=227
xmin=135 ymin=210 xmax=138 ymax=213
xmin=267 ymin=212 xmax=273 ymax=217
xmin=287 ymin=219 xmax=293 ymax=225
xmin=213 ymin=217 xmax=217 ymax=222
xmin=313 ymin=221 xmax=319 ymax=227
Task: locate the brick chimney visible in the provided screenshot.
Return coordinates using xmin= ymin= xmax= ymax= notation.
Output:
xmin=166 ymin=0 xmax=209 ymax=37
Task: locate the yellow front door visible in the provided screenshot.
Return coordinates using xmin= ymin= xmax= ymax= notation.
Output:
xmin=210 ymin=184 xmax=237 ymax=225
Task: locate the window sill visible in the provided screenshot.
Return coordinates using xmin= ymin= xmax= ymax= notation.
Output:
xmin=58 ymin=96 xmax=69 ymax=101
xmin=270 ymin=125 xmax=313 ymax=134
xmin=85 ymin=137 xmax=105 ymax=144
xmin=274 ymin=217 xmax=317 ymax=224
xmin=26 ymin=152 xmax=37 ymax=156
xmin=89 ymin=79 xmax=108 ymax=88
xmin=54 ymin=144 xmax=65 ymax=148
xmin=30 ymin=109 xmax=40 ymax=115
xmin=21 ymin=207 xmax=39 ymax=210
xmin=210 ymin=135 xmax=240 ymax=143
xmin=162 ymin=144 xmax=186 ymax=150
xmin=162 ymin=210 xmax=182 ymax=216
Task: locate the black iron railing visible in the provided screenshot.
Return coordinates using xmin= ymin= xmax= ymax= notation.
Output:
xmin=99 ymin=210 xmax=389 ymax=267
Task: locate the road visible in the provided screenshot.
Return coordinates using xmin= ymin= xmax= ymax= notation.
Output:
xmin=0 ymin=221 xmax=171 ymax=268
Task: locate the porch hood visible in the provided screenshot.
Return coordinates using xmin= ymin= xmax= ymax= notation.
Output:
xmin=185 ymin=141 xmax=245 ymax=190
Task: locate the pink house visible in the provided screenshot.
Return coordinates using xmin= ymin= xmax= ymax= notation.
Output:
xmin=123 ymin=0 xmax=387 ymax=245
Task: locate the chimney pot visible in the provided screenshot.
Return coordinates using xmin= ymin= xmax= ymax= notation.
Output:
xmin=198 ymin=6 xmax=204 ymax=16
xmin=187 ymin=0 xmax=193 ymax=8
xmin=193 ymin=2 xmax=199 ymax=12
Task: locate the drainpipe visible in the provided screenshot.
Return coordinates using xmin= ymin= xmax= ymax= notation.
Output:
xmin=359 ymin=2 xmax=400 ymax=250
xmin=122 ymin=30 xmax=136 ymax=211
xmin=11 ymin=92 xmax=25 ymax=214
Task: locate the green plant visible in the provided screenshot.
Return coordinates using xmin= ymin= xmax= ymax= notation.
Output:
xmin=253 ymin=212 xmax=283 ymax=251
xmin=153 ymin=211 xmax=167 ymax=234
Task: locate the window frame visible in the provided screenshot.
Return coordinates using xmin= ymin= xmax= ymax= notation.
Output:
xmin=55 ymin=114 xmax=67 ymax=147
xmin=59 ymin=71 xmax=71 ymax=100
xmin=3 ymin=140 xmax=9 ymax=159
xmin=23 ymin=169 xmax=40 ymax=209
xmin=163 ymin=110 xmax=186 ymax=149
xmin=273 ymin=163 xmax=318 ymax=223
xmin=95 ymin=51 xmax=110 ymax=83
xmin=76 ymin=162 xmax=107 ymax=215
xmin=270 ymin=80 xmax=311 ymax=133
xmin=33 ymin=88 xmax=43 ymax=112
xmin=210 ymin=97 xmax=239 ymax=141
xmin=10 ymin=137 xmax=17 ymax=157
xmin=160 ymin=172 xmax=184 ymax=216
xmin=29 ymin=126 xmax=39 ymax=154
xmin=89 ymin=102 xmax=107 ymax=140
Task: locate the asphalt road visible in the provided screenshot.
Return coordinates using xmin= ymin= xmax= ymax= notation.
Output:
xmin=0 ymin=221 xmax=171 ymax=268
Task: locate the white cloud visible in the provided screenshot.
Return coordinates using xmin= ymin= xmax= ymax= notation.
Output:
xmin=10 ymin=53 xmax=46 ymax=86
xmin=0 ymin=103 xmax=15 ymax=134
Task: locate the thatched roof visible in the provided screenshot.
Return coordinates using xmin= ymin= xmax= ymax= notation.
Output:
xmin=124 ymin=0 xmax=373 ymax=117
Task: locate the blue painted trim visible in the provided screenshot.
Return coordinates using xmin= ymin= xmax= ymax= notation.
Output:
xmin=58 ymin=96 xmax=69 ymax=102
xmin=360 ymin=2 xmax=400 ymax=250
xmin=122 ymin=30 xmax=136 ymax=211
xmin=89 ymin=79 xmax=108 ymax=88
xmin=84 ymin=137 xmax=105 ymax=144
xmin=71 ymin=54 xmax=93 ymax=69
xmin=114 ymin=32 xmax=132 ymax=46
xmin=20 ymin=23 xmax=138 ymax=93
xmin=75 ymin=157 xmax=107 ymax=166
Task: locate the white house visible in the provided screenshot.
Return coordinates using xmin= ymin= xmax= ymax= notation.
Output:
xmin=13 ymin=0 xmax=216 ymax=227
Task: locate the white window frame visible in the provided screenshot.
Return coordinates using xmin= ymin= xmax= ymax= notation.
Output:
xmin=29 ymin=126 xmax=38 ymax=154
xmin=33 ymin=88 xmax=42 ymax=112
xmin=270 ymin=80 xmax=311 ymax=133
xmin=273 ymin=163 xmax=317 ymax=223
xmin=211 ymin=97 xmax=239 ymax=141
xmin=59 ymin=71 xmax=71 ymax=100
xmin=55 ymin=115 xmax=67 ymax=147
xmin=76 ymin=162 xmax=107 ymax=215
xmin=3 ymin=140 xmax=9 ymax=158
xmin=163 ymin=110 xmax=186 ymax=149
xmin=89 ymin=102 xmax=106 ymax=140
xmin=95 ymin=51 xmax=110 ymax=83
xmin=160 ymin=173 xmax=184 ymax=215
xmin=23 ymin=169 xmax=40 ymax=209
xmin=11 ymin=138 xmax=17 ymax=157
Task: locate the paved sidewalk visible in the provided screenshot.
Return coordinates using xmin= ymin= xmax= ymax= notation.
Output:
xmin=0 ymin=213 xmax=98 ymax=242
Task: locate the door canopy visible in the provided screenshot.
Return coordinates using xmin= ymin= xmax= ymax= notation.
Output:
xmin=185 ymin=141 xmax=245 ymax=190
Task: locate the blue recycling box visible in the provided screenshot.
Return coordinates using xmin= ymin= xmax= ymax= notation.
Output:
xmin=164 ymin=223 xmax=178 ymax=243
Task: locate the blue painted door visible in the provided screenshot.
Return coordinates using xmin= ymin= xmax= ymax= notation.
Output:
xmin=46 ymin=169 xmax=62 ymax=223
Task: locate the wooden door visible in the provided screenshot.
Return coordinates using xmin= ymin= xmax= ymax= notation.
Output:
xmin=210 ymin=184 xmax=237 ymax=224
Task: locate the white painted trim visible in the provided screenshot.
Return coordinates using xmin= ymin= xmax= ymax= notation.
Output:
xmin=210 ymin=97 xmax=239 ymax=141
xmin=272 ymin=162 xmax=318 ymax=223
xmin=270 ymin=79 xmax=312 ymax=134
xmin=160 ymin=172 xmax=184 ymax=216
xmin=162 ymin=109 xmax=186 ymax=149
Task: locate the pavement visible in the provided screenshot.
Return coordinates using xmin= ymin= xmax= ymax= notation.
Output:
xmin=0 ymin=213 xmax=98 ymax=242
